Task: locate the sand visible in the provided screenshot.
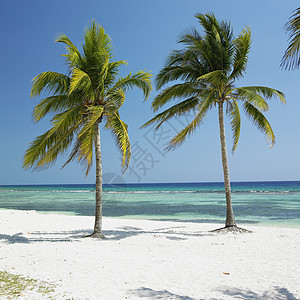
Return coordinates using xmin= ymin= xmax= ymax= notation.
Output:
xmin=0 ymin=209 xmax=299 ymax=299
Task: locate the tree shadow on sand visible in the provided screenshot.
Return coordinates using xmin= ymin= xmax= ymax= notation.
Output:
xmin=103 ymin=225 xmax=214 ymax=241
xmin=0 ymin=230 xmax=88 ymax=244
xmin=0 ymin=233 xmax=31 ymax=244
xmin=0 ymin=225 xmax=215 ymax=244
xmin=129 ymin=287 xmax=195 ymax=300
xmin=220 ymin=286 xmax=298 ymax=300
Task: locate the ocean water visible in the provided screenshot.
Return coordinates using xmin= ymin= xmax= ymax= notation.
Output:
xmin=0 ymin=181 xmax=299 ymax=227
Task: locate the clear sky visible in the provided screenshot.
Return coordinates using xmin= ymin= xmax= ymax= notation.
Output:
xmin=0 ymin=0 xmax=299 ymax=185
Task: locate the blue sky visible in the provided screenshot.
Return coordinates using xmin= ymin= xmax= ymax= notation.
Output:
xmin=0 ymin=0 xmax=299 ymax=185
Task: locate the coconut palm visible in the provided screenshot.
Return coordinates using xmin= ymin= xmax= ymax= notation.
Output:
xmin=142 ymin=13 xmax=285 ymax=231
xmin=281 ymin=7 xmax=300 ymax=70
xmin=23 ymin=21 xmax=152 ymax=238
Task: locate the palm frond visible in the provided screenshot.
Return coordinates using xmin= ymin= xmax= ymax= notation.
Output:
xmin=194 ymin=13 xmax=234 ymax=73
xmin=110 ymin=70 xmax=152 ymax=101
xmin=23 ymin=111 xmax=82 ymax=172
xmin=165 ymin=96 xmax=212 ymax=151
xmin=227 ymin=100 xmax=241 ymax=153
xmin=32 ymin=106 xmax=84 ymax=168
xmin=104 ymin=60 xmax=128 ymax=87
xmin=78 ymin=106 xmax=104 ymax=139
xmin=281 ymin=7 xmax=300 ymax=70
xmin=178 ymin=27 xmax=202 ymax=45
xmin=235 ymin=86 xmax=286 ymax=107
xmin=243 ymin=102 xmax=275 ymax=147
xmin=83 ymin=20 xmax=113 ymax=62
xmin=151 ymin=82 xmax=201 ymax=112
xmin=23 ymin=130 xmax=52 ymax=170
xmin=233 ymin=87 xmax=269 ymax=111
xmin=230 ymin=27 xmax=251 ymax=80
xmin=33 ymin=95 xmax=75 ymax=122
xmin=197 ymin=70 xmax=225 ymax=87
xmin=105 ymin=112 xmax=131 ymax=173
xmin=141 ymin=97 xmax=199 ymax=129
xmin=105 ymin=88 xmax=125 ymax=112
xmin=31 ymin=72 xmax=70 ymax=97
xmin=56 ymin=34 xmax=83 ymax=68
xmin=75 ymin=126 xmax=96 ymax=176
xmin=62 ymin=107 xmax=102 ymax=175
xmin=155 ymin=50 xmax=205 ymax=89
xmin=69 ymin=67 xmax=93 ymax=98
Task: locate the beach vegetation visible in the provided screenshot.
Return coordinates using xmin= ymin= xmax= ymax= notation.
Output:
xmin=23 ymin=21 xmax=152 ymax=238
xmin=0 ymin=271 xmax=56 ymax=298
xmin=143 ymin=13 xmax=286 ymax=232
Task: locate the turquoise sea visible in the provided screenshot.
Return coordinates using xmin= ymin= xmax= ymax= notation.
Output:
xmin=0 ymin=181 xmax=300 ymax=227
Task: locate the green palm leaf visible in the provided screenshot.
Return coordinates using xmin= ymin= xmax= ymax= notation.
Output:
xmin=227 ymin=100 xmax=241 ymax=153
xmin=142 ymin=96 xmax=199 ymax=129
xmin=111 ymin=71 xmax=152 ymax=101
xmin=230 ymin=27 xmax=251 ymax=80
xmin=31 ymin=72 xmax=70 ymax=97
xmin=56 ymin=34 xmax=83 ymax=68
xmin=105 ymin=112 xmax=131 ymax=173
xmin=155 ymin=50 xmax=204 ymax=89
xmin=73 ymin=126 xmax=96 ymax=176
xmin=233 ymin=87 xmax=270 ymax=111
xmin=33 ymin=95 xmax=70 ymax=122
xmin=78 ymin=106 xmax=104 ymax=139
xmin=165 ymin=96 xmax=212 ymax=151
xmin=197 ymin=70 xmax=225 ymax=87
xmin=69 ymin=67 xmax=93 ymax=98
xmin=151 ymin=82 xmax=201 ymax=112
xmin=243 ymin=102 xmax=275 ymax=147
xmin=105 ymin=88 xmax=125 ymax=112
xmin=234 ymin=86 xmax=286 ymax=108
xmin=281 ymin=7 xmax=300 ymax=70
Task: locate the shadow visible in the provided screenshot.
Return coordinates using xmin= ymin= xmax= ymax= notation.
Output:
xmin=130 ymin=287 xmax=195 ymax=300
xmin=0 ymin=233 xmax=30 ymax=244
xmin=103 ymin=225 xmax=213 ymax=241
xmin=220 ymin=286 xmax=299 ymax=300
xmin=0 ymin=224 xmax=214 ymax=244
xmin=0 ymin=230 xmax=91 ymax=244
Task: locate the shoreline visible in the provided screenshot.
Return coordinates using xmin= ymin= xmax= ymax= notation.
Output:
xmin=1 ymin=209 xmax=300 ymax=299
xmin=1 ymin=207 xmax=300 ymax=230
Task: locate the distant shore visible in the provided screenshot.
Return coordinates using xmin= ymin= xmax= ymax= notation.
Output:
xmin=0 ymin=209 xmax=299 ymax=299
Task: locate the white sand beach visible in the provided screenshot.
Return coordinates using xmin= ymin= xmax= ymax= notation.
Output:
xmin=0 ymin=209 xmax=299 ymax=299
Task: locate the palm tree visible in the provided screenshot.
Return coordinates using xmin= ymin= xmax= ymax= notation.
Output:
xmin=281 ymin=7 xmax=300 ymax=70
xmin=142 ymin=13 xmax=286 ymax=232
xmin=23 ymin=21 xmax=152 ymax=238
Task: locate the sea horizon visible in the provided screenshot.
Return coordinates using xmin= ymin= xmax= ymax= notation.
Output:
xmin=1 ymin=179 xmax=300 ymax=187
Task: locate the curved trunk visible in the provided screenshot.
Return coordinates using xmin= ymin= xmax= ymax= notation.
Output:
xmin=93 ymin=123 xmax=105 ymax=238
xmin=218 ymin=101 xmax=236 ymax=227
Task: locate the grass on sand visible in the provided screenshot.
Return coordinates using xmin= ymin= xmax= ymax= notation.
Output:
xmin=0 ymin=271 xmax=56 ymax=299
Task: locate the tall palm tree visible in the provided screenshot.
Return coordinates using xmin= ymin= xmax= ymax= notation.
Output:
xmin=23 ymin=21 xmax=152 ymax=238
xmin=143 ymin=13 xmax=285 ymax=232
xmin=281 ymin=7 xmax=300 ymax=70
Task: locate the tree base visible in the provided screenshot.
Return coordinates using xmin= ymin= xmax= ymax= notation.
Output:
xmin=84 ymin=232 xmax=106 ymax=239
xmin=210 ymin=225 xmax=252 ymax=234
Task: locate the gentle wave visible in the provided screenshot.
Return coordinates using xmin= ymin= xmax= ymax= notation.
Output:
xmin=1 ymin=188 xmax=299 ymax=195
xmin=0 ymin=189 xmax=94 ymax=193
xmin=103 ymin=190 xmax=299 ymax=194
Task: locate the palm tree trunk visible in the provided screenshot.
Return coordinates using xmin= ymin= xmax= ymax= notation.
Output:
xmin=92 ymin=123 xmax=105 ymax=238
xmin=218 ymin=101 xmax=236 ymax=227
